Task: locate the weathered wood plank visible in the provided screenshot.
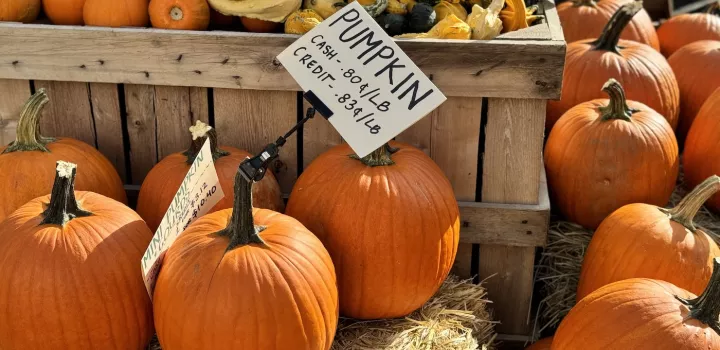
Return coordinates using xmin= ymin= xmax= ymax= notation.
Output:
xmin=214 ymin=89 xmax=298 ymax=193
xmin=154 ymin=86 xmax=196 ymax=159
xmin=451 ymin=243 xmax=474 ymax=279
xmin=0 ymin=24 xmax=565 ymax=99
xmin=0 ymin=79 xmax=31 ymax=146
xmin=124 ymin=84 xmax=157 ymax=185
xmin=302 ymin=99 xmax=342 ymax=169
xmin=542 ymin=0 xmax=565 ymax=42
xmin=89 ymin=83 xmax=127 ymax=182
xmin=189 ymin=87 xmax=209 ymax=125
xmin=396 ymin=112 xmax=432 ymax=156
xmin=34 ymin=81 xmax=96 ymax=146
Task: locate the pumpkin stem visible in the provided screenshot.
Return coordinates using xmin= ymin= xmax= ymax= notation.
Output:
xmin=216 ymin=169 xmax=266 ymax=250
xmin=183 ymin=120 xmax=230 ymax=165
xmin=352 ymin=143 xmax=397 ymax=166
xmin=708 ymin=1 xmax=720 ymax=15
xmin=666 ymin=175 xmax=720 ymax=232
xmin=572 ymin=0 xmax=597 ymax=7
xmin=676 ymin=257 xmax=720 ymax=335
xmin=40 ymin=161 xmax=93 ymax=226
xmin=598 ymin=79 xmax=638 ymax=121
xmin=591 ymin=1 xmax=642 ymax=54
xmin=1 ymin=88 xmax=55 ymax=154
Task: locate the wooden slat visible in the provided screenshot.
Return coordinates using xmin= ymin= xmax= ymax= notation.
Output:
xmin=479 ymin=98 xmax=547 ymax=335
xmin=35 ymin=81 xmax=96 ymax=146
xmin=451 ymin=244 xmax=474 ymax=279
xmin=302 ymin=100 xmax=342 ymax=169
xmin=89 ymin=83 xmax=127 ymax=182
xmin=542 ymin=0 xmax=565 ymax=42
xmin=155 ymin=86 xmax=198 ymax=159
xmin=124 ymin=84 xmax=157 ymax=185
xmin=0 ymin=79 xmax=31 ymax=146
xmin=189 ymin=87 xmax=209 ymax=125
xmin=396 ymin=112 xmax=432 ymax=156
xmin=0 ymin=24 xmax=565 ymax=99
xmin=213 ymin=89 xmax=298 ymax=193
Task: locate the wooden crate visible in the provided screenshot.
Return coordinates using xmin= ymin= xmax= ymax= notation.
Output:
xmin=0 ymin=0 xmax=564 ymax=337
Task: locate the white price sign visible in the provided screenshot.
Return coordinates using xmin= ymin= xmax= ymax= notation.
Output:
xmin=141 ymin=138 xmax=224 ymax=297
xmin=277 ymin=1 xmax=446 ymax=158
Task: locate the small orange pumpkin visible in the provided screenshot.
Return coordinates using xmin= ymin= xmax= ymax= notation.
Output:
xmin=149 ymin=0 xmax=210 ymax=30
xmin=0 ymin=0 xmax=40 ymax=23
xmin=84 ymin=0 xmax=150 ymax=27
xmin=43 ymin=0 xmax=85 ymax=25
xmin=684 ymin=87 xmax=720 ymax=213
xmin=657 ymin=3 xmax=720 ymax=57
xmin=240 ymin=17 xmax=281 ymax=32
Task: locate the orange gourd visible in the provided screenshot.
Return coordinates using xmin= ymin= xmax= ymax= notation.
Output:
xmin=286 ymin=142 xmax=460 ymax=319
xmin=0 ymin=161 xmax=154 ymax=349
xmin=0 ymin=89 xmax=127 ymax=223
xmin=153 ymin=166 xmax=338 ymax=349
xmin=557 ymin=0 xmax=659 ymax=49
xmin=0 ymin=0 xmax=40 ymax=22
xmin=84 ymin=0 xmax=150 ymax=27
xmin=240 ymin=17 xmax=281 ymax=32
xmin=137 ymin=121 xmax=284 ymax=233
xmin=500 ymin=0 xmax=540 ymax=32
xmin=43 ymin=0 xmax=85 ymax=25
xmin=554 ymin=259 xmax=720 ymax=349
xmin=149 ymin=0 xmax=210 ymax=30
xmin=657 ymin=3 xmax=720 ymax=57
xmin=545 ymin=79 xmax=678 ymax=229
xmin=576 ymin=175 xmax=720 ymax=300
xmin=684 ymin=87 xmax=720 ymax=213
xmin=547 ymin=2 xmax=680 ymax=130
xmin=668 ymin=40 xmax=720 ymax=144
xmin=526 ymin=337 xmax=553 ymax=349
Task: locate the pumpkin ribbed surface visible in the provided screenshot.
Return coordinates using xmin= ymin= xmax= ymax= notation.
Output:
xmin=684 ymin=88 xmax=720 ymax=213
xmin=43 ymin=0 xmax=85 ymax=24
xmin=0 ymin=0 xmax=41 ymax=22
xmin=657 ymin=12 xmax=720 ymax=57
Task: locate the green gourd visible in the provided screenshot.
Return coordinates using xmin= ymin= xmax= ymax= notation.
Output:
xmin=377 ymin=13 xmax=407 ymax=35
xmin=406 ymin=2 xmax=436 ymax=32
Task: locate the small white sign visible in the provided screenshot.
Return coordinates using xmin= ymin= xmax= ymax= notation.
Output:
xmin=141 ymin=138 xmax=224 ymax=297
xmin=277 ymin=1 xmax=446 ymax=158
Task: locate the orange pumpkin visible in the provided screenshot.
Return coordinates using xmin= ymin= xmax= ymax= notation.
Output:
xmin=576 ymin=175 xmax=720 ymax=300
xmin=0 ymin=0 xmax=41 ymax=22
xmin=547 ymin=2 xmax=680 ymax=130
xmin=684 ymin=87 xmax=720 ymax=213
xmin=43 ymin=0 xmax=85 ymax=25
xmin=554 ymin=259 xmax=720 ymax=349
xmin=137 ymin=121 xmax=284 ymax=233
xmin=0 ymin=161 xmax=154 ymax=349
xmin=149 ymin=0 xmax=210 ymax=30
xmin=668 ymin=40 xmax=720 ymax=144
xmin=240 ymin=16 xmax=281 ymax=32
xmin=0 ymin=89 xmax=127 ymax=223
xmin=557 ymin=0 xmax=659 ymax=49
xmin=545 ymin=79 xmax=679 ymax=229
xmin=153 ymin=166 xmax=338 ymax=350
xmin=286 ymin=142 xmax=460 ymax=319
xmin=84 ymin=0 xmax=150 ymax=27
xmin=657 ymin=4 xmax=720 ymax=57
xmin=526 ymin=337 xmax=553 ymax=349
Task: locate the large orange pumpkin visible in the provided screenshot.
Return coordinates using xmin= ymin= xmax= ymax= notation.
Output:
xmin=557 ymin=0 xmax=659 ymax=49
xmin=0 ymin=161 xmax=154 ymax=349
xmin=0 ymin=0 xmax=41 ymax=22
xmin=657 ymin=4 xmax=720 ymax=57
xmin=668 ymin=40 xmax=720 ymax=144
xmin=545 ymin=79 xmax=678 ymax=229
xmin=546 ymin=2 xmax=680 ymax=130
xmin=286 ymin=142 xmax=460 ymax=319
xmin=553 ymin=259 xmax=720 ymax=349
xmin=0 ymin=89 xmax=127 ymax=223
xmin=526 ymin=337 xmax=553 ymax=349
xmin=684 ymin=87 xmax=720 ymax=213
xmin=43 ymin=0 xmax=85 ymax=25
xmin=149 ymin=0 xmax=210 ymax=30
xmin=84 ymin=0 xmax=150 ymax=27
xmin=576 ymin=175 xmax=720 ymax=300
xmin=153 ymin=167 xmax=338 ymax=350
xmin=137 ymin=121 xmax=284 ymax=232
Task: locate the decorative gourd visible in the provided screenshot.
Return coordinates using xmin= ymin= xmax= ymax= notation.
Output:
xmin=378 ymin=13 xmax=407 ymax=36
xmin=361 ymin=0 xmax=389 ymax=16
xmin=240 ymin=17 xmax=281 ymax=32
xmin=153 ymin=164 xmax=338 ymax=350
xmin=0 ymin=90 xmax=127 ymax=223
xmin=304 ymin=0 xmax=347 ymax=18
xmin=546 ymin=2 xmax=680 ymax=130
xmin=557 ymin=0 xmax=659 ymax=49
xmin=668 ymin=40 xmax=720 ymax=144
xmin=396 ymin=14 xmax=470 ymax=39
xmin=210 ymin=0 xmax=300 ymax=23
xmin=545 ymin=79 xmax=679 ymax=229
xmin=407 ymin=3 xmax=436 ymax=33
xmin=137 ymin=121 xmax=284 ymax=233
xmin=43 ymin=0 xmax=85 ymax=25
xmin=0 ymin=0 xmax=40 ymax=23
xmin=84 ymin=0 xmax=150 ymax=27
xmin=149 ymin=0 xmax=210 ymax=30
xmin=285 ymin=9 xmax=323 ymax=34
xmin=400 ymin=0 xmax=418 ymax=11
xmin=466 ymin=1 xmax=504 ymax=40
xmin=387 ymin=0 xmax=409 ymax=14
xmin=500 ymin=0 xmax=539 ymax=32
xmin=525 ymin=337 xmax=553 ymax=350
xmin=576 ymin=175 xmax=720 ymax=300
xmin=657 ymin=3 xmax=720 ymax=57
xmin=434 ymin=0 xmax=467 ymax=22
xmin=286 ymin=142 xmax=460 ymax=319
xmin=554 ymin=259 xmax=720 ymax=349
xmin=0 ymin=161 xmax=154 ymax=349
xmin=684 ymin=87 xmax=720 ymax=214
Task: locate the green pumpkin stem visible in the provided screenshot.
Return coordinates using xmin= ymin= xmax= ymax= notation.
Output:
xmin=2 ymin=88 xmax=56 ymax=154
xmin=182 ymin=120 xmax=230 ymax=165
xmin=41 ymin=161 xmax=92 ymax=226
xmin=666 ymin=175 xmax=720 ymax=232
xmin=591 ymin=1 xmax=642 ymax=54
xmin=708 ymin=1 xmax=720 ymax=15
xmin=216 ymin=170 xmax=266 ymax=251
xmin=676 ymin=257 xmax=720 ymax=335
xmin=598 ymin=79 xmax=638 ymax=121
xmin=352 ymin=143 xmax=397 ymax=167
